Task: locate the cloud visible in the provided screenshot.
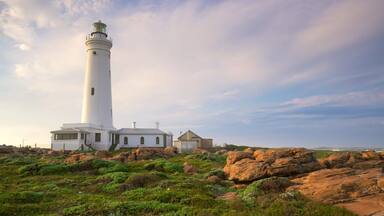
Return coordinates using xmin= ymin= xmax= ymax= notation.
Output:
xmin=295 ymin=0 xmax=384 ymax=57
xmin=283 ymin=90 xmax=384 ymax=108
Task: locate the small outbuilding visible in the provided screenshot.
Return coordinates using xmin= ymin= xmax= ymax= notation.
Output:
xmin=173 ymin=130 xmax=213 ymax=153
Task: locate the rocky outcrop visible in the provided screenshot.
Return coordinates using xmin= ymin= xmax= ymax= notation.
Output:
xmin=224 ymin=148 xmax=321 ymax=182
xmin=64 ymin=153 xmax=95 ymax=164
xmin=319 ymin=151 xmax=384 ymax=169
xmin=95 ymin=150 xmax=111 ymax=159
xmin=288 ymin=167 xmax=384 ymax=216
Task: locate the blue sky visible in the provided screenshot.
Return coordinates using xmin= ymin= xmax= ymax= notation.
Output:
xmin=0 ymin=0 xmax=383 ymax=148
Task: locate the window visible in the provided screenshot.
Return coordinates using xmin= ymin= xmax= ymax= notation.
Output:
xmin=81 ymin=133 xmax=84 ymax=140
xmin=156 ymin=137 xmax=160 ymax=145
xmin=55 ymin=133 xmax=78 ymax=140
xmin=93 ymin=51 xmax=96 ymax=55
xmin=140 ymin=136 xmax=144 ymax=145
xmin=124 ymin=137 xmax=128 ymax=145
xmin=95 ymin=133 xmax=101 ymax=142
xmin=91 ymin=88 xmax=95 ymax=95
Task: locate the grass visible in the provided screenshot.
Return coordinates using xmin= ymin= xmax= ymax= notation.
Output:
xmin=0 ymin=152 xmax=356 ymax=216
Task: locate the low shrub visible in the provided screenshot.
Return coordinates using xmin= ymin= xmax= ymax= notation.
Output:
xmin=97 ymin=172 xmax=129 ymax=184
xmin=241 ymin=177 xmax=293 ymax=205
xmin=144 ymin=159 xmax=183 ymax=173
xmin=63 ymin=204 xmax=88 ymax=216
xmin=99 ymin=163 xmax=129 ymax=174
xmin=38 ymin=164 xmax=70 ymax=175
xmin=205 ymin=169 xmax=226 ymax=179
xmin=122 ymin=172 xmax=164 ymax=189
xmin=0 ymin=191 xmax=44 ymax=204
xmin=18 ymin=163 xmax=41 ymax=175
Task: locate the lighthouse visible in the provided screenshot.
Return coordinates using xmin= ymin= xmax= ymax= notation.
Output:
xmin=50 ymin=21 xmax=173 ymax=151
xmin=81 ymin=21 xmax=114 ymax=129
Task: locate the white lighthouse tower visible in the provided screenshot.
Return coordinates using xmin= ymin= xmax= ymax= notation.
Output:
xmin=50 ymin=21 xmax=173 ymax=151
xmin=81 ymin=21 xmax=114 ymax=129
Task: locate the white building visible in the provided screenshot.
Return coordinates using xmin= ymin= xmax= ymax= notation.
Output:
xmin=51 ymin=21 xmax=172 ymax=151
xmin=173 ymin=130 xmax=213 ymax=153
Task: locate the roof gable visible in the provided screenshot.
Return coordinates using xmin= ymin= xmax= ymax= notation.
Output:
xmin=178 ymin=130 xmax=202 ymax=140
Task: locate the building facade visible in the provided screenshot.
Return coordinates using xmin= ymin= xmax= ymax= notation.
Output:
xmin=50 ymin=21 xmax=172 ymax=151
xmin=173 ymin=130 xmax=213 ymax=153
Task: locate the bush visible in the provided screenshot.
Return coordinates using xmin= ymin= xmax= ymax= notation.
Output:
xmin=99 ymin=163 xmax=129 ymax=174
xmin=122 ymin=173 xmax=164 ymax=189
xmin=91 ymin=159 xmax=116 ymax=169
xmin=97 ymin=172 xmax=129 ymax=184
xmin=144 ymin=159 xmax=183 ymax=173
xmin=63 ymin=204 xmax=88 ymax=216
xmin=38 ymin=164 xmax=70 ymax=175
xmin=205 ymin=169 xmax=226 ymax=179
xmin=0 ymin=191 xmax=44 ymax=204
xmin=241 ymin=177 xmax=293 ymax=205
xmin=18 ymin=163 xmax=41 ymax=175
xmin=186 ymin=153 xmax=226 ymax=163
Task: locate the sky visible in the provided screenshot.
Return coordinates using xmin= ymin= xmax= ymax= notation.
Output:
xmin=0 ymin=0 xmax=383 ymax=149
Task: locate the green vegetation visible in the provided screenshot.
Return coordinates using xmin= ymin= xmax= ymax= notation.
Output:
xmin=0 ymin=152 xmax=355 ymax=216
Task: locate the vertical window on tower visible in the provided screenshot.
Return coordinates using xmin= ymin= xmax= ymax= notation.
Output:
xmin=91 ymin=87 xmax=95 ymax=95
xmin=95 ymin=133 xmax=101 ymax=142
xmin=140 ymin=137 xmax=144 ymax=145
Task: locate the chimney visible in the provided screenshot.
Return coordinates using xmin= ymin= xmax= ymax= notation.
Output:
xmin=155 ymin=121 xmax=159 ymax=129
xmin=132 ymin=121 xmax=136 ymax=128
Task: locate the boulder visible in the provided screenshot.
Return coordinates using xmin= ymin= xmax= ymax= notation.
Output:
xmin=288 ymin=167 xmax=384 ymax=216
xmin=193 ymin=148 xmax=209 ymax=154
xmin=361 ymin=150 xmax=381 ymax=160
xmin=224 ymin=158 xmax=268 ymax=182
xmin=164 ymin=147 xmax=178 ymax=156
xmin=111 ymin=152 xmax=131 ymax=163
xmin=253 ymin=149 xmax=265 ymax=160
xmin=64 ymin=153 xmax=94 ymax=164
xmin=224 ymin=148 xmax=320 ymax=182
xmin=243 ymin=148 xmax=254 ymax=154
xmin=288 ymin=168 xmax=383 ymax=204
xmin=207 ymin=175 xmax=221 ymax=184
xmin=183 ymin=162 xmax=197 ymax=175
xmin=226 ymin=151 xmax=253 ymax=166
xmin=95 ymin=150 xmax=111 ymax=159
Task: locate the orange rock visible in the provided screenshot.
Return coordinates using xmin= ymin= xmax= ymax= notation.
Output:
xmin=243 ymin=148 xmax=254 ymax=154
xmin=378 ymin=176 xmax=384 ymax=190
xmin=226 ymin=151 xmax=253 ymax=166
xmin=224 ymin=148 xmax=320 ymax=182
xmin=337 ymin=194 xmax=384 ymax=216
xmin=183 ymin=162 xmax=197 ymax=175
xmin=361 ymin=150 xmax=381 ymax=160
xmin=207 ymin=175 xmax=221 ymax=184
xmin=217 ymin=192 xmax=239 ymax=201
xmin=95 ymin=150 xmax=111 ymax=159
xmin=224 ymin=158 xmax=268 ymax=182
xmin=64 ymin=153 xmax=94 ymax=164
xmin=288 ymin=168 xmax=383 ymax=205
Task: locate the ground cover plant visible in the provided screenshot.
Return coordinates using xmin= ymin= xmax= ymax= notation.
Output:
xmin=0 ymin=151 xmax=356 ymax=216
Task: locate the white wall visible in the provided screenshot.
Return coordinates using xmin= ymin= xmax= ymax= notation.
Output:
xmin=51 ymin=137 xmax=80 ymax=151
xmin=117 ymin=134 xmax=165 ymax=149
xmin=173 ymin=140 xmax=197 ymax=153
